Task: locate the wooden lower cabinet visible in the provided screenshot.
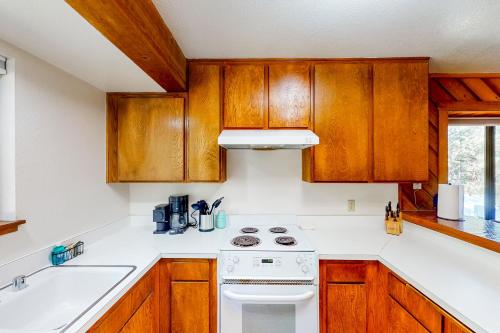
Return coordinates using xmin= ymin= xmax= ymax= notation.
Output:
xmin=159 ymin=259 xmax=217 ymax=333
xmin=443 ymin=315 xmax=474 ymax=333
xmin=89 ymin=264 xmax=159 ymax=333
xmin=120 ymin=293 xmax=157 ymax=333
xmin=326 ymin=283 xmax=367 ymax=333
xmin=320 ymin=261 xmax=381 ymax=333
xmin=320 ymin=261 xmax=474 ymax=333
xmin=388 ymin=297 xmax=429 ymax=333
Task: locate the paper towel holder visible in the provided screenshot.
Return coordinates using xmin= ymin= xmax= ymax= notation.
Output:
xmin=437 ymin=183 xmax=465 ymax=221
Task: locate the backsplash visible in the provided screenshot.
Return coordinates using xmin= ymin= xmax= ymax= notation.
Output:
xmin=130 ymin=150 xmax=397 ymax=216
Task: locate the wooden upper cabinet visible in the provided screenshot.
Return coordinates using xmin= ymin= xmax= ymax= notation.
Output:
xmin=268 ymin=63 xmax=311 ymax=128
xmin=223 ymin=64 xmax=266 ymax=128
xmin=187 ymin=64 xmax=226 ymax=182
xmin=116 ymin=96 xmax=185 ymax=182
xmin=306 ymin=63 xmax=372 ymax=182
xmin=373 ymin=61 xmax=429 ymax=182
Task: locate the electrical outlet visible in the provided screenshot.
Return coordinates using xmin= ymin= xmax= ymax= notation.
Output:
xmin=413 ymin=183 xmax=422 ymax=190
xmin=347 ymin=199 xmax=356 ymax=212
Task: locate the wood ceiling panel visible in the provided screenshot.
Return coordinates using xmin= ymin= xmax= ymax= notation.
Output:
xmin=460 ymin=78 xmax=500 ymax=101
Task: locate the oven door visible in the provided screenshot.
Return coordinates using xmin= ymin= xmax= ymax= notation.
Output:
xmin=220 ymin=283 xmax=318 ymax=333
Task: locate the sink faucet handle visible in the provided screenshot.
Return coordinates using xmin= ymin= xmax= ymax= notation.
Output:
xmin=13 ymin=275 xmax=27 ymax=291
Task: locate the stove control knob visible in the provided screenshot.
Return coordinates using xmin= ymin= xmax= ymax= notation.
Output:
xmin=232 ymin=256 xmax=239 ymax=264
xmin=296 ymin=256 xmax=304 ymax=264
xmin=301 ymin=264 xmax=309 ymax=273
xmin=226 ymin=264 xmax=234 ymax=273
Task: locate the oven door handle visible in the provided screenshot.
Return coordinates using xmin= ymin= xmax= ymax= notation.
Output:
xmin=222 ymin=290 xmax=315 ymax=303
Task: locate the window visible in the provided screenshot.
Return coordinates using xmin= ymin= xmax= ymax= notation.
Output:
xmin=0 ymin=54 xmax=15 ymax=220
xmin=448 ymin=123 xmax=499 ymax=220
xmin=0 ymin=55 xmax=6 ymax=75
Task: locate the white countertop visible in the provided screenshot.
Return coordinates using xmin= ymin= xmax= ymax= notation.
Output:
xmin=1 ymin=215 xmax=499 ymax=333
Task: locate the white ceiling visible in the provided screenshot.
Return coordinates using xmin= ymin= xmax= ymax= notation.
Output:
xmin=1 ymin=0 xmax=499 ymax=92
xmin=154 ymin=0 xmax=500 ymax=73
xmin=0 ymin=1 xmax=163 ymax=92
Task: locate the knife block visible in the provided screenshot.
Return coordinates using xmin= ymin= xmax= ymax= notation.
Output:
xmin=385 ymin=217 xmax=403 ymax=235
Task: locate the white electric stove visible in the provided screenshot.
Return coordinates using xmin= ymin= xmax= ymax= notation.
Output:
xmin=218 ymin=215 xmax=318 ymax=333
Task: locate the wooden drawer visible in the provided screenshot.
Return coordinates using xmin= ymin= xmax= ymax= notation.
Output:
xmin=389 ymin=297 xmax=430 ymax=333
xmin=325 ymin=263 xmax=367 ymax=283
xmin=170 ymin=260 xmax=210 ymax=281
xmin=388 ymin=273 xmax=442 ymax=332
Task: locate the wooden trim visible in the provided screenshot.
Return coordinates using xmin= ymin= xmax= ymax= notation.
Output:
xmin=106 ymin=94 xmax=119 ymax=183
xmin=66 ymin=0 xmax=186 ymax=91
xmin=437 ymin=101 xmax=500 ymax=111
xmin=402 ymin=212 xmax=500 ymax=254
xmin=0 ymin=220 xmax=26 ymax=236
xmin=448 ymin=110 xmax=500 ymax=117
xmin=438 ymin=107 xmax=448 ymax=184
xmin=430 ymin=73 xmax=500 ymax=78
xmin=188 ymin=57 xmax=429 ymax=64
xmin=209 ymin=260 xmax=217 ymax=333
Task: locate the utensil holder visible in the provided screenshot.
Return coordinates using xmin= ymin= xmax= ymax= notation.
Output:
xmin=385 ymin=218 xmax=403 ymax=235
xmin=199 ymin=214 xmax=215 ymax=232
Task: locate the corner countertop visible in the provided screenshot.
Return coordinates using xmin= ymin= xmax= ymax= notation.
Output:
xmin=3 ymin=215 xmax=499 ymax=333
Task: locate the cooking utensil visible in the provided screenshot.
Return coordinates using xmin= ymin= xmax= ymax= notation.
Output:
xmin=209 ymin=197 xmax=224 ymax=215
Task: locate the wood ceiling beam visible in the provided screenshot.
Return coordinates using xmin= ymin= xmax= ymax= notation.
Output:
xmin=437 ymin=101 xmax=500 ymax=111
xmin=66 ymin=0 xmax=186 ymax=92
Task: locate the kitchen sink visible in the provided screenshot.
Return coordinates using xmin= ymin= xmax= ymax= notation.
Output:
xmin=0 ymin=265 xmax=136 ymax=332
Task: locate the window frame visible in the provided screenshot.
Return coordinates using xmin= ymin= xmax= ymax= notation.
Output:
xmin=447 ymin=122 xmax=497 ymax=220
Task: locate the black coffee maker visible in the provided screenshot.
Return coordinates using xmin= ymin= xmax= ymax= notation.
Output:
xmin=153 ymin=195 xmax=189 ymax=235
xmin=168 ymin=195 xmax=189 ymax=234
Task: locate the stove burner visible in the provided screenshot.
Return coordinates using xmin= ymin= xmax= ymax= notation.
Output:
xmin=275 ymin=236 xmax=297 ymax=246
xmin=269 ymin=227 xmax=288 ymax=234
xmin=240 ymin=227 xmax=259 ymax=234
xmin=232 ymin=235 xmax=261 ymax=247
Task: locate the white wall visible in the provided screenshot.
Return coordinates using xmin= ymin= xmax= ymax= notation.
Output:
xmin=130 ymin=150 xmax=398 ymax=216
xmin=0 ymin=39 xmax=129 ymax=265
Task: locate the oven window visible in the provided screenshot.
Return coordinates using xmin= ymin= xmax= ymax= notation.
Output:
xmin=242 ymin=304 xmax=295 ymax=333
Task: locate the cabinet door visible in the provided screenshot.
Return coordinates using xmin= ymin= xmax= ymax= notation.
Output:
xmin=187 ymin=64 xmax=226 ymax=182
xmin=171 ymin=281 xmax=210 ymax=333
xmin=120 ymin=293 xmax=157 ymax=333
xmin=373 ymin=62 xmax=428 ymax=182
xmin=89 ymin=265 xmax=158 ymax=333
xmin=223 ymin=65 xmax=265 ymax=128
xmin=117 ymin=97 xmax=184 ymax=182
xmin=443 ymin=315 xmax=473 ymax=333
xmin=389 ymin=298 xmax=429 ymax=333
xmin=160 ymin=259 xmax=217 ymax=333
xmin=326 ymin=283 xmax=367 ymax=333
xmin=309 ymin=63 xmax=372 ymax=182
xmin=269 ymin=63 xmax=310 ymax=128
xmin=388 ymin=273 xmax=441 ymax=332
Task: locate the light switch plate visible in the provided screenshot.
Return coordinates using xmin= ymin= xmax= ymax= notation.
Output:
xmin=413 ymin=183 xmax=422 ymax=190
xmin=347 ymin=199 xmax=356 ymax=212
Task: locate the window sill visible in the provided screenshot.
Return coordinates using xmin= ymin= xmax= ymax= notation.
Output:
xmin=402 ymin=211 xmax=500 ymax=254
xmin=0 ymin=220 xmax=26 ymax=236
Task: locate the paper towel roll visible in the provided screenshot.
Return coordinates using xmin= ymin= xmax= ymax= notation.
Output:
xmin=437 ymin=184 xmax=464 ymax=221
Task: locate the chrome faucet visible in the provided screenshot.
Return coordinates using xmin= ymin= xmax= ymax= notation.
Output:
xmin=12 ymin=275 xmax=27 ymax=291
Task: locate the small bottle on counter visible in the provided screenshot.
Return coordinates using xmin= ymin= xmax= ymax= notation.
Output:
xmin=216 ymin=210 xmax=227 ymax=229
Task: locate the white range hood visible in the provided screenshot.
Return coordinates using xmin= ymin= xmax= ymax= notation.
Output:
xmin=217 ymin=130 xmax=319 ymax=149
